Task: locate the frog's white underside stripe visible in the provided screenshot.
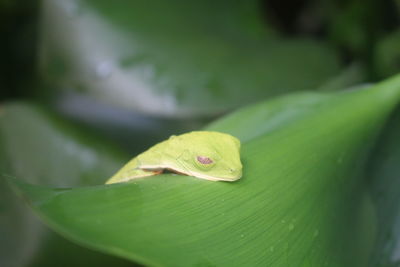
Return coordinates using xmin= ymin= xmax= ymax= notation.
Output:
xmin=131 ymin=164 xmax=233 ymax=182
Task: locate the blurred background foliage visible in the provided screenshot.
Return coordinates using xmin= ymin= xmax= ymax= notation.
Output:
xmin=1 ymin=0 xmax=400 ymax=266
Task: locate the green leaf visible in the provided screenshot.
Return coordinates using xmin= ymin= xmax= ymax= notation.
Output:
xmin=39 ymin=0 xmax=340 ymax=117
xmin=8 ymin=74 xmax=400 ymax=266
xmin=0 ymin=103 xmax=134 ymax=267
xmin=0 ymin=103 xmax=129 ymax=186
xmin=367 ymin=106 xmax=400 ymax=266
xmin=375 ymin=30 xmax=400 ymax=79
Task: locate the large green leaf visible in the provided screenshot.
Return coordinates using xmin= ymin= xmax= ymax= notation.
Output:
xmin=8 ymin=74 xmax=400 ymax=266
xmin=0 ymin=103 xmax=134 ymax=267
xmin=39 ymin=0 xmax=340 ymax=118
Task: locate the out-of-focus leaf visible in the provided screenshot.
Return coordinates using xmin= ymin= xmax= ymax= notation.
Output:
xmin=316 ymin=63 xmax=367 ymax=92
xmin=375 ymin=30 xmax=400 ymax=79
xmin=9 ymin=75 xmax=400 ymax=266
xmin=52 ymin=95 xmax=208 ymax=153
xmin=326 ymin=0 xmax=369 ymax=55
xmin=367 ymin=106 xmax=400 ymax=266
xmin=39 ymin=0 xmax=340 ymax=118
xmin=0 ymin=103 xmax=131 ymax=186
xmin=0 ymin=103 xmax=134 ymax=267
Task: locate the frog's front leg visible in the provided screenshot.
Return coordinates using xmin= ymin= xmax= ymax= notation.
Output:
xmin=105 ymin=157 xmax=162 ymax=184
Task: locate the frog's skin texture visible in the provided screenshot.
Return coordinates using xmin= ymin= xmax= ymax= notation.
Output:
xmin=105 ymin=131 xmax=242 ymax=184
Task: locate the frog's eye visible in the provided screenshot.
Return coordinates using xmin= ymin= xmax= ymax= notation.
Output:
xmin=195 ymin=155 xmax=215 ymax=171
xmin=196 ymin=156 xmax=213 ymax=165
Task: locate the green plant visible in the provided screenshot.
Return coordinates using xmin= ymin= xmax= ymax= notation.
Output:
xmin=2 ymin=0 xmax=400 ymax=266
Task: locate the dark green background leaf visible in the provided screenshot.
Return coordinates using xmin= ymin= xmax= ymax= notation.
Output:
xmin=367 ymin=105 xmax=400 ymax=266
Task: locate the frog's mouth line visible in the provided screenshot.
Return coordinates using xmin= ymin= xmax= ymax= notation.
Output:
xmin=140 ymin=165 xmax=241 ymax=182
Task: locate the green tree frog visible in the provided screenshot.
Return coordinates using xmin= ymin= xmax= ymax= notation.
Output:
xmin=105 ymin=131 xmax=242 ymax=184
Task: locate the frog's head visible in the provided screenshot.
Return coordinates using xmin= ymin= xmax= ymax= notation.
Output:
xmin=175 ymin=131 xmax=242 ymax=181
